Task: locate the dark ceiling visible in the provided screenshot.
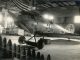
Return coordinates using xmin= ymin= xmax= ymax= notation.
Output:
xmin=0 ymin=0 xmax=80 ymax=16
xmin=0 ymin=1 xmax=80 ymax=9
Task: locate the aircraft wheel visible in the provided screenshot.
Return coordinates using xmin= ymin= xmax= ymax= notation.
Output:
xmin=37 ymin=42 xmax=45 ymax=49
xmin=18 ymin=36 xmax=25 ymax=44
xmin=37 ymin=38 xmax=45 ymax=49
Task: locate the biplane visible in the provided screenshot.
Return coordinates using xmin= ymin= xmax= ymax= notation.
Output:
xmin=1 ymin=0 xmax=80 ymax=49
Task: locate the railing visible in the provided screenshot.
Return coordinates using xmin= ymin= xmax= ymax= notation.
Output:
xmin=0 ymin=36 xmax=51 ymax=60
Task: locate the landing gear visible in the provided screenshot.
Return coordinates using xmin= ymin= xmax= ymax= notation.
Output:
xmin=18 ymin=36 xmax=47 ymax=49
xmin=18 ymin=36 xmax=25 ymax=44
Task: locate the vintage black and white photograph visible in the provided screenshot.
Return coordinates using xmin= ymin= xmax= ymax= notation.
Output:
xmin=0 ymin=0 xmax=80 ymax=60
